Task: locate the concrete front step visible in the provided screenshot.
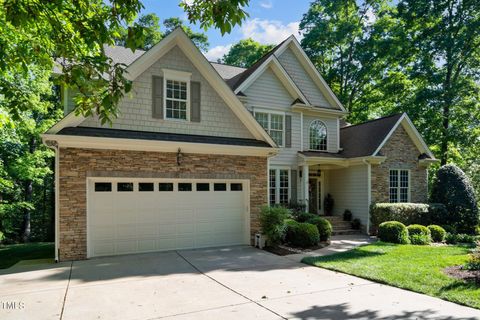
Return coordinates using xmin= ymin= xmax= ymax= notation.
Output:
xmin=321 ymin=216 xmax=362 ymax=236
xmin=332 ymin=229 xmax=363 ymax=236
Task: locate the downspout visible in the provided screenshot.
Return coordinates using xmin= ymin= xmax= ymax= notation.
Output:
xmin=45 ymin=140 xmax=60 ymax=262
xmin=363 ymin=159 xmax=371 ymax=235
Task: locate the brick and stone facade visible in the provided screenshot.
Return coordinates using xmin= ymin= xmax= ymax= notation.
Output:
xmin=371 ymin=126 xmax=428 ymax=203
xmin=58 ymin=147 xmax=267 ymax=261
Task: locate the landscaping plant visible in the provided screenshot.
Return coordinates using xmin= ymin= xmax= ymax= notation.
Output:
xmin=306 ymin=216 xmax=332 ymax=241
xmin=285 ymin=220 xmax=320 ymax=248
xmin=428 ymin=225 xmax=446 ymax=243
xmin=351 ymin=218 xmax=361 ymax=230
xmin=431 ymin=164 xmax=479 ymax=234
xmin=465 ymin=241 xmax=480 ymax=271
xmin=259 ymin=206 xmax=289 ymax=246
xmin=343 ymin=209 xmax=352 ymax=221
xmin=445 ymin=233 xmax=478 ymax=245
xmin=378 ymin=221 xmax=409 ymax=244
xmin=370 ymin=203 xmax=430 ymax=232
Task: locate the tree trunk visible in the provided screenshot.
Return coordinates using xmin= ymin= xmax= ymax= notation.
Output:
xmin=22 ymin=137 xmax=36 ymax=242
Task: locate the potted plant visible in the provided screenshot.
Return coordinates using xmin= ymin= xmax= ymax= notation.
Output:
xmin=324 ymin=194 xmax=334 ymax=216
xmin=351 ymin=218 xmax=361 ymax=230
xmin=343 ymin=209 xmax=352 ymax=221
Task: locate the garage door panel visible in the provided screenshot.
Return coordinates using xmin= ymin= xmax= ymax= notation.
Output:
xmin=88 ymin=179 xmax=248 ymax=257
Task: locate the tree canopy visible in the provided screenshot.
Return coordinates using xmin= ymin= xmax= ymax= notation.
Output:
xmin=222 ymin=38 xmax=274 ymax=67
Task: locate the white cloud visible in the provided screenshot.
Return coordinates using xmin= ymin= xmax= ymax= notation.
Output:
xmin=240 ymin=19 xmax=301 ymax=44
xmin=204 ymin=44 xmax=233 ymax=61
xmin=260 ymin=0 xmax=273 ymax=9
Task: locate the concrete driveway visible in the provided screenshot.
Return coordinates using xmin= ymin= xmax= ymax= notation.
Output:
xmin=1 ymin=246 xmax=479 ymax=320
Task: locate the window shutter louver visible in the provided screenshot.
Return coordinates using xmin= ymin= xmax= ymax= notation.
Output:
xmin=190 ymin=81 xmax=201 ymax=122
xmin=152 ymin=76 xmax=164 ymax=119
xmin=291 ymin=170 xmax=297 ymax=202
xmin=285 ymin=115 xmax=292 ymax=148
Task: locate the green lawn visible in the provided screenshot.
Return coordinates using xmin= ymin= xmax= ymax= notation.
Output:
xmin=302 ymin=242 xmax=480 ymax=309
xmin=0 ymin=242 xmax=54 ymax=269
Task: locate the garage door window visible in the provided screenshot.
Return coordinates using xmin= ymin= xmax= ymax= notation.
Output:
xmin=139 ymin=183 xmax=154 ymax=192
xmin=95 ymin=182 xmax=112 ymax=192
xmin=196 ymin=183 xmax=210 ymax=191
xmin=214 ymin=183 xmax=227 ymax=191
xmin=178 ymin=183 xmax=192 ymax=191
xmin=231 ymin=183 xmax=243 ymax=191
xmin=159 ymin=183 xmax=174 ymax=191
xmin=118 ymin=182 xmax=134 ymax=192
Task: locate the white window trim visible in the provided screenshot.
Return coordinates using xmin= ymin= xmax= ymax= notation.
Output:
xmin=268 ymin=167 xmax=291 ymax=206
xmin=253 ymin=108 xmax=286 ymax=147
xmin=309 ymin=119 xmax=328 ymax=151
xmin=162 ymin=69 xmax=192 ymax=122
xmin=389 ymin=169 xmax=411 ymax=203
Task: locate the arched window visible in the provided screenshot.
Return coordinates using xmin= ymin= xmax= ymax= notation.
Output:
xmin=309 ymin=120 xmax=327 ymax=151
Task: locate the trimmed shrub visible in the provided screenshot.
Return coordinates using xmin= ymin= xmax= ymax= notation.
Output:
xmin=431 ymin=164 xmax=479 ymax=234
xmin=445 ymin=233 xmax=478 ymax=244
xmin=351 ymin=218 xmax=361 ymax=230
xmin=410 ymin=234 xmax=431 ymax=245
xmin=293 ymin=212 xmax=318 ymax=223
xmin=407 ymin=224 xmax=431 ymax=237
xmin=378 ymin=221 xmax=409 ymax=244
xmin=306 ymin=216 xmax=332 ymax=241
xmin=370 ymin=203 xmax=430 ymax=232
xmin=260 ymin=206 xmax=289 ymax=245
xmin=343 ymin=209 xmax=352 ymax=221
xmin=287 ymin=201 xmax=306 ymax=216
xmin=428 ymin=203 xmax=449 ymax=227
xmin=428 ymin=225 xmax=446 ymax=242
xmin=285 ymin=221 xmax=320 ymax=248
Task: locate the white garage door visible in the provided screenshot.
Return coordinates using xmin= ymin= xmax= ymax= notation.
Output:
xmin=87 ymin=178 xmax=249 ymax=257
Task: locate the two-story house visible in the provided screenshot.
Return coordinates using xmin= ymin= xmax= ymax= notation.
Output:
xmin=42 ymin=28 xmax=437 ymax=261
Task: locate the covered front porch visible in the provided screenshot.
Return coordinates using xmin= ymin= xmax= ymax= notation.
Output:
xmin=297 ymin=152 xmax=386 ymax=233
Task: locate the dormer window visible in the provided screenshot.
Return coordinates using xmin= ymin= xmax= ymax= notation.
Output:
xmin=309 ymin=120 xmax=327 ymax=151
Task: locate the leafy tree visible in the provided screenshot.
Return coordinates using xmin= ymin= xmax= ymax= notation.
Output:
xmin=299 ymin=0 xmax=394 ymax=121
xmin=0 ymin=0 xmax=251 ymax=125
xmin=116 ymin=15 xmax=210 ymax=52
xmin=431 ymin=165 xmax=479 ymax=234
xmin=222 ymin=38 xmax=274 ymax=67
xmin=391 ymin=0 xmax=480 ymax=166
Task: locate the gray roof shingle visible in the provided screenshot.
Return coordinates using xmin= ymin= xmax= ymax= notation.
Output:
xmin=57 ymin=127 xmax=272 ymax=148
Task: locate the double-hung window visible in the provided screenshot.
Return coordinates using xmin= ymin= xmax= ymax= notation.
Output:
xmin=269 ymin=168 xmax=290 ymax=206
xmin=254 ymin=111 xmax=284 ymax=146
xmin=163 ymin=69 xmax=191 ymax=121
xmin=389 ymin=169 xmax=410 ymax=203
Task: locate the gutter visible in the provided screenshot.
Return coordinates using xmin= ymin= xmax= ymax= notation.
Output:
xmin=44 ymin=140 xmax=60 ymax=262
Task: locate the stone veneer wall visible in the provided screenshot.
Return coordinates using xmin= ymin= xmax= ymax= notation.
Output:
xmin=58 ymin=147 xmax=267 ymax=261
xmin=371 ymin=125 xmax=428 ymax=203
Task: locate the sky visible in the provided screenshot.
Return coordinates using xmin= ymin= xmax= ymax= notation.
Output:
xmin=139 ymin=0 xmax=312 ymax=61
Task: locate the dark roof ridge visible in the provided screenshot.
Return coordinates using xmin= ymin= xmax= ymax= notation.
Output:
xmin=341 ymin=113 xmax=403 ymax=130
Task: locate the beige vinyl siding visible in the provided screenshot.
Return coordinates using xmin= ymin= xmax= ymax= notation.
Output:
xmin=244 ymin=67 xmax=300 ymax=166
xmin=80 ymin=45 xmax=254 ymax=139
xmin=327 ymin=165 xmax=370 ymax=226
xmin=277 ymin=47 xmax=334 ymax=109
xmin=303 ymin=115 xmax=338 ymax=153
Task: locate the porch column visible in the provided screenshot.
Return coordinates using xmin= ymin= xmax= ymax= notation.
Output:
xmin=303 ymin=165 xmax=309 ymax=212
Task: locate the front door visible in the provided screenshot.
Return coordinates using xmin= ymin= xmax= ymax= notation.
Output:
xmin=308 ymin=178 xmax=323 ymax=215
xmin=309 ymin=179 xmax=318 ymax=214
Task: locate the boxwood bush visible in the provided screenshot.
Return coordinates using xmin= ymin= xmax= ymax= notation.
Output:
xmin=370 ymin=203 xmax=430 ymax=232
xmin=284 ymin=220 xmax=320 ymax=248
xmin=306 ymin=216 xmax=332 ymax=241
xmin=378 ymin=221 xmax=409 ymax=244
xmin=260 ymin=206 xmax=289 ymax=245
xmin=431 ymin=164 xmax=479 ymax=234
xmin=428 ymin=225 xmax=446 ymax=242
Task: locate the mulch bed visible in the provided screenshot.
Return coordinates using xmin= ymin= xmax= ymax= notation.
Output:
xmin=444 ymin=265 xmax=480 ymax=285
xmin=265 ymin=242 xmax=330 ymax=256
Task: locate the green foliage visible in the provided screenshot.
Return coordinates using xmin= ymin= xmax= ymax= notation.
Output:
xmin=407 ymin=225 xmax=431 ymax=245
xmin=259 ymin=206 xmax=289 ymax=245
xmin=465 ymin=242 xmax=480 ymax=271
xmin=351 ymin=218 xmax=361 ymax=230
xmin=428 ymin=225 xmax=446 ymax=243
xmin=409 ymin=234 xmax=431 ymax=245
xmin=378 ymin=221 xmax=410 ymax=244
xmin=431 ymin=165 xmax=479 ymax=234
xmin=181 ymin=0 xmax=250 ymax=35
xmin=370 ymin=203 xmax=430 ymax=231
xmin=222 ymin=38 xmax=274 ymax=67
xmin=292 ymin=211 xmax=317 ymax=223
xmin=285 ymin=221 xmax=320 ymax=248
xmin=306 ymin=216 xmax=332 ymax=242
xmin=445 ymin=233 xmax=478 ymax=245
xmin=343 ymin=209 xmax=352 ymax=221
